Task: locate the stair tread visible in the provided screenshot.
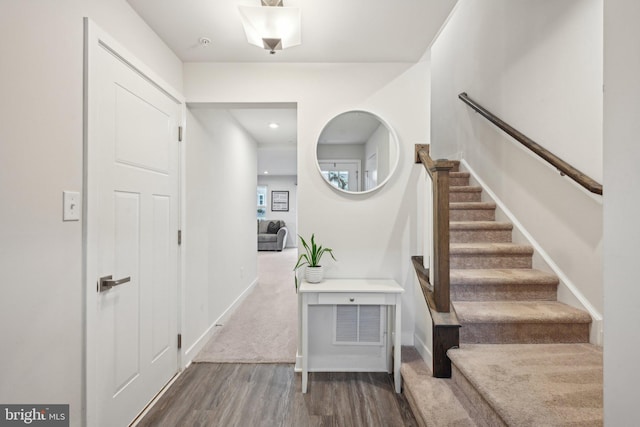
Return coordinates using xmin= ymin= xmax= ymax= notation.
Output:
xmin=450 ymin=268 xmax=559 ymax=285
xmin=450 ymin=171 xmax=470 ymax=177
xmin=454 ymin=301 xmax=592 ymax=323
xmin=401 ymin=347 xmax=476 ymax=426
xmin=450 ymin=186 xmax=482 ymax=193
xmin=450 ymin=202 xmax=496 ymax=210
xmin=448 ymin=344 xmax=602 ymax=426
xmin=450 ymin=242 xmax=533 ymax=255
xmin=450 ymin=221 xmax=513 ymax=231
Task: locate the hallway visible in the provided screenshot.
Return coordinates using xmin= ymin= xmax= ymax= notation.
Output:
xmin=194 ymin=249 xmax=298 ymax=364
xmin=135 ymin=250 xmax=417 ymax=426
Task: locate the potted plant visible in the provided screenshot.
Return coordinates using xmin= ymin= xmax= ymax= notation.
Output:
xmin=294 ymin=234 xmax=336 ymax=290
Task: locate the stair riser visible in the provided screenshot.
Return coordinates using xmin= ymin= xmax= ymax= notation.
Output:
xmin=450 ymin=209 xmax=495 ymax=221
xmin=450 ymin=192 xmax=482 ymax=203
xmin=459 ymin=323 xmax=590 ymax=344
xmin=450 ymin=230 xmax=512 ymax=243
xmin=451 ymin=284 xmax=557 ymax=302
xmin=451 ymin=365 xmax=507 ymax=427
xmin=450 ymin=176 xmax=470 ymax=187
xmin=450 ymin=255 xmax=532 ymax=269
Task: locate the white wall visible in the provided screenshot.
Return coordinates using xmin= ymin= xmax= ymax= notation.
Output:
xmin=318 ymin=143 xmax=366 ymax=163
xmin=430 ymin=1 xmax=604 ymax=328
xmin=258 ymin=175 xmax=298 ymax=248
xmin=183 ymin=108 xmax=259 ymax=358
xmin=258 ymin=146 xmax=297 ymax=176
xmin=0 ymin=2 xmax=182 ymax=425
xmin=603 ymin=0 xmax=640 ymax=422
xmin=185 ymin=60 xmax=431 ymax=343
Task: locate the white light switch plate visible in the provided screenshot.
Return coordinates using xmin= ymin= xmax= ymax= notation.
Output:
xmin=63 ymin=191 xmax=80 ymax=221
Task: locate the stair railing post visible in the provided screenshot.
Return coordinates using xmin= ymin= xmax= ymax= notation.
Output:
xmin=417 ymin=147 xmax=454 ymax=313
xmin=415 ymin=145 xmax=459 ymax=378
xmin=430 ymin=161 xmax=452 ymax=313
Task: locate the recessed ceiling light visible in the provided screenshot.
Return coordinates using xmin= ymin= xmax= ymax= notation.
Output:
xmin=264 ymin=170 xmax=269 ymax=174
xmin=269 ymin=123 xmax=279 ymax=129
xmin=199 ymin=37 xmax=212 ymax=46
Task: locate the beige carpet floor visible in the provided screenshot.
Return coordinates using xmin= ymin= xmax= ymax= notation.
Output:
xmin=448 ymin=343 xmax=603 ymax=426
xmin=194 ymin=248 xmax=298 ymax=364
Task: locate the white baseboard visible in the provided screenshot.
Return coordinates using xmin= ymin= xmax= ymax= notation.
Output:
xmin=294 ymin=351 xmax=302 ymax=372
xmin=413 ymin=334 xmax=433 ymax=372
xmin=461 ymin=159 xmax=603 ymax=346
xmin=183 ymin=277 xmax=259 ymax=363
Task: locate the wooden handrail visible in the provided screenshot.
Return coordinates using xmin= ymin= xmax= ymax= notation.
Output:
xmin=458 ymin=92 xmax=603 ymax=195
xmin=415 ymin=145 xmax=452 ymax=313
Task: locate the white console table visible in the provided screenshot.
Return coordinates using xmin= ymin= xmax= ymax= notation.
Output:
xmin=300 ymin=278 xmax=404 ymax=393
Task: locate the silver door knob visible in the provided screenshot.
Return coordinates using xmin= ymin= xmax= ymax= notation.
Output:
xmin=98 ymin=275 xmax=131 ymax=292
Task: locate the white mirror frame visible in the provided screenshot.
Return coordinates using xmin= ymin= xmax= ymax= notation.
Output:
xmin=315 ymin=110 xmax=400 ymax=195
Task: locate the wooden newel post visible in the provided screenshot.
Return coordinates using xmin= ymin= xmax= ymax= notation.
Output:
xmin=430 ymin=160 xmax=453 ymax=313
xmin=417 ymin=147 xmax=454 ymax=314
xmin=415 ymin=145 xmax=460 ymax=378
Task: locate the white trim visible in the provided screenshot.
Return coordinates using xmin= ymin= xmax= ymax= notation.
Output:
xmin=294 ymin=351 xmax=303 ymax=372
xmin=413 ymin=334 xmax=433 ymax=373
xmin=183 ymin=277 xmax=259 ymax=362
xmin=461 ymin=159 xmax=603 ymax=345
xmin=177 ymin=107 xmax=186 ymax=371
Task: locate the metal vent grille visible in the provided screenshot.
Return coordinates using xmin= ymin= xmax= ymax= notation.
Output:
xmin=335 ymin=305 xmax=382 ymax=345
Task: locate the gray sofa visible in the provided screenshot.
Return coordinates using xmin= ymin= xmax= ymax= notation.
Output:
xmin=257 ymin=219 xmax=288 ymax=251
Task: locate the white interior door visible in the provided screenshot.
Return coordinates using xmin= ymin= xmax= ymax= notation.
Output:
xmin=85 ymin=21 xmax=181 ymax=427
xmin=365 ymin=152 xmax=378 ymax=191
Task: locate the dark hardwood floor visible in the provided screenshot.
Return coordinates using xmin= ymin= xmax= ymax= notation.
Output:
xmin=136 ymin=363 xmax=418 ymax=427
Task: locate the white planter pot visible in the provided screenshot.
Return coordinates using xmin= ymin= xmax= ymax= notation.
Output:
xmin=305 ymin=266 xmax=324 ymax=283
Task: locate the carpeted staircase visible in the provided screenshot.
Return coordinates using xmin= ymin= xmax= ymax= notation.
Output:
xmin=402 ymin=163 xmax=603 ymax=426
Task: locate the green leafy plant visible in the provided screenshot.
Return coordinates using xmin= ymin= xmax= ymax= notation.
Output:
xmin=293 ymin=234 xmax=336 ymax=291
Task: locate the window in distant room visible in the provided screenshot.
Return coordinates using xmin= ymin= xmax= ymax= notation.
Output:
xmin=318 ymin=160 xmax=360 ymax=191
xmin=257 ymin=185 xmax=267 ymax=219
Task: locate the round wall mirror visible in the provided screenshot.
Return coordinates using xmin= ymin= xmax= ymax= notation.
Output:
xmin=316 ymin=111 xmax=399 ymax=194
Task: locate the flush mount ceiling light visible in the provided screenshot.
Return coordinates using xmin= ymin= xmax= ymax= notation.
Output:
xmin=238 ymin=0 xmax=301 ymax=54
xmin=269 ymin=122 xmax=279 ymax=129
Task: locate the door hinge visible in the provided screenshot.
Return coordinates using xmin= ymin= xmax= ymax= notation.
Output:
xmin=178 ymin=126 xmax=183 ymax=142
xmin=178 ymin=230 xmax=182 ymax=246
xmin=177 ymin=333 xmax=182 ymax=349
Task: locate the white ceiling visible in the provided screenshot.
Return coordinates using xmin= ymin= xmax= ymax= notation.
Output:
xmin=318 ymin=111 xmax=381 ymax=144
xmin=189 ymin=103 xmax=298 ymax=175
xmin=228 ymin=106 xmax=298 ymax=176
xmin=126 ymin=0 xmax=457 ymax=63
xmin=134 ymin=0 xmax=457 ymax=175
xmin=228 ymin=106 xmax=297 ymax=147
